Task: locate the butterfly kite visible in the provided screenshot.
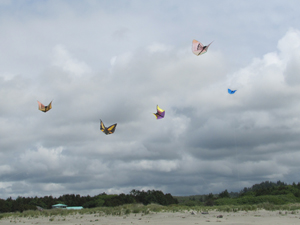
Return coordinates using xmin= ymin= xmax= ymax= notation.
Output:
xmin=192 ymin=39 xmax=213 ymax=56
xmin=153 ymin=105 xmax=165 ymax=119
xmin=37 ymin=100 xmax=52 ymax=113
xmin=100 ymin=120 xmax=117 ymax=135
xmin=228 ymin=89 xmax=237 ymax=94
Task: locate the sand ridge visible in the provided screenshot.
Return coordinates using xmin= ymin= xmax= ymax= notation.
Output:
xmin=1 ymin=209 xmax=300 ymax=225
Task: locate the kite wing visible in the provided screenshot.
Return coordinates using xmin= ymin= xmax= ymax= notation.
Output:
xmin=228 ymin=89 xmax=237 ymax=94
xmin=199 ymin=41 xmax=213 ymax=55
xmin=192 ymin=39 xmax=204 ymax=56
xmin=47 ymin=101 xmax=52 ymax=111
xmin=106 ymin=124 xmax=117 ymax=134
xmin=38 ymin=100 xmax=52 ymax=112
xmin=37 ymin=101 xmax=45 ymax=111
xmin=100 ymin=120 xmax=117 ymax=135
xmin=153 ymin=105 xmax=165 ymax=119
xmin=100 ymin=120 xmax=106 ymax=132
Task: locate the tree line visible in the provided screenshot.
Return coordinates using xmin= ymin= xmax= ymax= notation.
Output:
xmin=2 ymin=180 xmax=299 ymax=212
xmin=176 ymin=180 xmax=300 ymax=206
xmin=0 ymin=189 xmax=178 ymax=213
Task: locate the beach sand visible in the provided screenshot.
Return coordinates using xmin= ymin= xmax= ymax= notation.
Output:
xmin=1 ymin=209 xmax=300 ymax=225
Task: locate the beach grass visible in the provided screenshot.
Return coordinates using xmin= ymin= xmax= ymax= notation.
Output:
xmin=1 ymin=203 xmax=300 ymax=220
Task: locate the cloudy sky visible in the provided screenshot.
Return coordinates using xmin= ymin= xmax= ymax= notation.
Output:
xmin=1 ymin=0 xmax=300 ymax=199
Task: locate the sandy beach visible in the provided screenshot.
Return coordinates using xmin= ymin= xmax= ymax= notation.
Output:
xmin=1 ymin=209 xmax=300 ymax=225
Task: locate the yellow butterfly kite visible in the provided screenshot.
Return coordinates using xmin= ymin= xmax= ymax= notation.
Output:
xmin=100 ymin=120 xmax=117 ymax=135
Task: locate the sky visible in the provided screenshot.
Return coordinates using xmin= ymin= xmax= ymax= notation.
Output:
xmin=1 ymin=0 xmax=300 ymax=199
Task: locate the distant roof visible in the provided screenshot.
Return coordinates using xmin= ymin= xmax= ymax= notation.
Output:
xmin=52 ymin=204 xmax=67 ymax=207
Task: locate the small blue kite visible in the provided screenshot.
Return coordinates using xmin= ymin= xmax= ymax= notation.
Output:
xmin=228 ymin=89 xmax=236 ymax=94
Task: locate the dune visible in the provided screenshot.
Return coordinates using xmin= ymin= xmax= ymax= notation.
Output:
xmin=1 ymin=209 xmax=300 ymax=224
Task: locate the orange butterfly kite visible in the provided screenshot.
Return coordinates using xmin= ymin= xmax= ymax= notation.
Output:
xmin=37 ymin=100 xmax=52 ymax=113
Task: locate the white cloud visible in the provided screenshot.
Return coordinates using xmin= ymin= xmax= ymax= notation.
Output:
xmin=147 ymin=43 xmax=172 ymax=53
xmin=52 ymin=45 xmax=92 ymax=76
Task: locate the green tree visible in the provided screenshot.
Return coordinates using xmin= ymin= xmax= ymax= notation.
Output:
xmin=218 ymin=189 xmax=230 ymax=198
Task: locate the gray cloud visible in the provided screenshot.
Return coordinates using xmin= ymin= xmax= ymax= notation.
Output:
xmin=1 ymin=1 xmax=300 ymax=198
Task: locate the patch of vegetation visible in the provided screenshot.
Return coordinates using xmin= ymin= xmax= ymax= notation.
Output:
xmin=175 ymin=180 xmax=300 ymax=207
xmin=0 ymin=190 xmax=178 ymax=213
xmin=1 ymin=180 xmax=300 ymax=221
